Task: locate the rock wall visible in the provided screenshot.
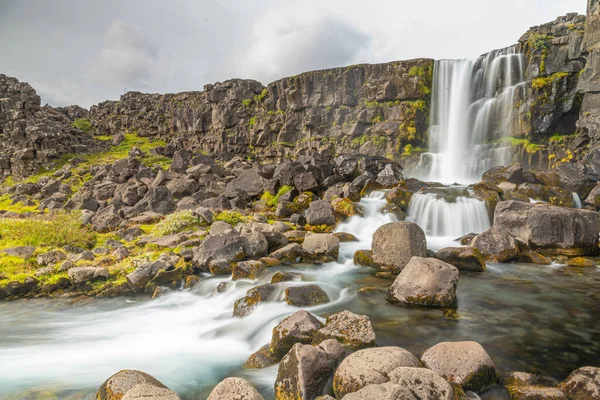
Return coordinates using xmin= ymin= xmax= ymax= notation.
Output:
xmin=89 ymin=59 xmax=434 ymax=163
xmin=0 ymin=75 xmax=95 ymax=179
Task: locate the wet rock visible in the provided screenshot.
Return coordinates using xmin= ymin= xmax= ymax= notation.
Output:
xmin=387 ymin=257 xmax=459 ymax=307
xmin=270 ymin=271 xmax=299 ymax=283
xmin=567 ymin=257 xmax=596 ymax=267
xmin=96 ymin=369 xmax=176 ymax=400
xmin=421 ymin=341 xmax=498 ymax=393
xmin=333 ymin=232 xmax=358 ymax=242
xmin=306 ymin=200 xmax=336 ymax=226
xmin=507 ymin=385 xmax=567 ymax=400
xmin=385 ymin=186 xmax=414 ymax=211
xmin=285 ymin=285 xmax=330 ymax=306
xmin=387 ymin=367 xmax=453 ymax=400
xmin=270 ymin=243 xmax=303 ymax=263
xmin=471 ymin=227 xmax=519 ymax=262
xmin=1 ymin=277 xmax=40 ymax=298
xmin=244 ymin=344 xmax=279 ymax=369
xmin=372 ymin=222 xmax=427 ymax=273
xmin=518 ymin=250 xmax=552 ymax=265
xmin=68 ymin=266 xmax=110 ymax=285
xmin=559 ymin=366 xmax=600 ymax=400
xmin=233 ymin=284 xmax=278 ymax=317
xmin=232 ymin=260 xmax=265 ymax=280
xmin=353 ymin=249 xmax=376 ymax=268
xmin=333 ymin=346 xmax=421 ymax=398
xmin=207 ymin=377 xmax=264 ymax=400
xmin=274 ymin=340 xmax=344 ymax=400
xmin=434 ymin=247 xmax=486 ymax=272
xmin=331 ymin=198 xmax=363 ymax=220
xmin=312 ymin=310 xmax=376 ymax=349
xmin=302 ymin=233 xmax=340 ymax=263
xmin=271 ymin=310 xmax=324 ymax=358
xmin=341 ymin=382 xmax=417 ymax=400
xmin=126 ymin=261 xmax=170 ymax=293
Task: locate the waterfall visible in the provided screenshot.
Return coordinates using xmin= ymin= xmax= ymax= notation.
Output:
xmin=411 ymin=47 xmax=525 ymax=184
xmin=407 ymin=187 xmax=490 ymax=248
xmin=572 ymin=192 xmax=582 ymax=209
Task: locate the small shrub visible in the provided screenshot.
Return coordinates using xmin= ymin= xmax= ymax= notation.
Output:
xmin=73 ymin=118 xmax=91 ymax=132
xmin=214 ymin=211 xmax=246 ymax=226
xmin=151 ymin=211 xmax=203 ymax=236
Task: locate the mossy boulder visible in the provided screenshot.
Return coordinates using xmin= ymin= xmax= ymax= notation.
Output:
xmin=331 ymin=197 xmax=364 ymax=220
xmin=353 ymin=249 xmax=377 ymax=268
xmin=471 ymin=227 xmax=518 ymax=263
xmin=384 ymin=186 xmax=413 ymax=211
xmin=270 ymin=310 xmax=324 ymax=359
xmin=312 ymin=310 xmax=376 ymax=350
xmin=559 ymin=366 xmax=600 ymax=400
xmin=285 ymin=285 xmax=330 ymax=307
xmin=233 ymin=284 xmax=277 ymax=317
xmin=434 ymin=247 xmax=486 ymax=272
xmin=244 ymin=344 xmax=279 ymax=369
xmin=232 ymin=260 xmax=266 ymax=280
xmin=96 ymin=370 xmax=178 ymax=400
xmin=567 ymin=257 xmax=596 ymax=268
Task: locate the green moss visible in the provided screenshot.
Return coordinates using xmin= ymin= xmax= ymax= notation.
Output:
xmin=0 ymin=194 xmax=39 ymax=213
xmin=549 ymin=133 xmax=577 ymax=143
xmin=532 ymin=72 xmax=569 ymax=89
xmin=372 ymin=115 xmax=383 ymax=124
xmin=254 ymin=89 xmax=268 ymax=103
xmin=73 ymin=118 xmax=91 ymax=132
xmin=242 ymin=99 xmax=253 ymax=108
xmin=151 ymin=211 xmax=204 ymax=235
xmin=408 ymin=63 xmax=433 ymax=95
xmin=214 ymin=211 xmax=247 ymax=226
xmin=261 ymin=185 xmax=293 ymax=207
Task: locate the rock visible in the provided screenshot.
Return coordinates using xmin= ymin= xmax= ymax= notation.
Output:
xmin=333 ymin=346 xmax=421 ymax=398
xmin=421 ymin=341 xmax=498 ymax=392
xmin=387 ymin=367 xmax=453 ymax=400
xmin=274 ymin=340 xmax=344 ymax=400
xmin=270 ymin=310 xmax=324 ymax=358
xmin=233 ymin=284 xmax=277 ymax=317
xmin=232 ymin=260 xmax=265 ymax=280
xmin=192 ymin=231 xmax=246 ymax=271
xmin=241 ymin=232 xmax=269 ymax=259
xmin=126 ymin=261 xmax=169 ymax=293
xmin=353 ymin=249 xmax=376 ymax=268
xmin=117 ymin=226 xmax=144 ymax=241
xmin=302 ymin=233 xmax=340 ymax=263
xmin=270 ymin=271 xmax=299 ymax=283
xmin=494 ymin=200 xmax=600 ymax=256
xmin=331 ymin=198 xmax=364 ymax=219
xmin=68 ymin=266 xmax=110 ymax=285
xmin=34 ymin=266 xmax=55 ymax=277
xmin=567 ymin=257 xmax=596 ymax=267
xmin=210 ymin=221 xmax=236 ymax=235
xmin=385 ymin=187 xmax=413 ymax=211
xmin=387 ymin=257 xmax=459 ymax=307
xmin=2 ymin=245 xmax=35 ymax=259
xmin=96 ymin=370 xmax=173 ymax=400
xmin=285 ymin=285 xmax=330 ymax=306
xmin=207 ymin=377 xmax=264 ymax=400
xmin=518 ymin=250 xmax=552 ymax=265
xmin=507 ymin=385 xmax=567 ymax=400
xmin=244 ymin=344 xmax=279 ymax=369
xmin=434 ymin=247 xmax=486 ymax=272
xmin=333 ymin=232 xmax=358 ymax=242
xmin=294 ymin=171 xmax=320 ymax=193
xmin=36 ymin=250 xmax=66 ymax=266
xmin=121 ymin=384 xmax=181 ymax=400
xmin=559 ymin=366 xmax=600 ymax=400
xmin=372 ymin=222 xmax=427 ymax=273
xmin=312 ymin=310 xmax=376 ymax=349
xmin=341 ymin=382 xmax=417 ymax=400
xmin=471 ymin=227 xmax=519 ymax=262
xmin=270 ymin=243 xmax=303 ymax=263
xmin=146 ymin=186 xmax=177 ymax=215
xmin=225 ymin=170 xmax=267 ymax=198
xmin=306 ymin=200 xmax=336 ymax=226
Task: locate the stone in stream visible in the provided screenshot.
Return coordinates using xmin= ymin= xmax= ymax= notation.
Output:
xmin=341 ymin=382 xmax=417 ymax=400
xmin=301 ymin=233 xmax=340 ymax=263
xmin=332 ymin=346 xmax=421 ymax=398
xmin=96 ymin=369 xmax=180 ymax=400
xmin=559 ymin=366 xmax=600 ymax=400
xmin=387 ymin=367 xmax=453 ymax=400
xmin=232 ymin=260 xmax=266 ymax=280
xmin=269 ymin=243 xmax=303 ymax=263
xmin=421 ymin=341 xmax=498 ymax=393
xmin=233 ymin=284 xmax=278 ymax=317
xmin=305 ymin=200 xmax=337 ymax=226
xmin=126 ymin=260 xmax=170 ymax=293
xmin=274 ymin=340 xmax=345 ymax=400
xmin=371 ymin=222 xmax=427 ymax=273
xmin=270 ymin=310 xmax=324 ymax=358
xmin=285 ymin=285 xmax=330 ymax=307
xmin=434 ymin=247 xmax=486 ymax=272
xmin=207 ymin=377 xmax=264 ymax=400
xmin=312 ymin=310 xmax=376 ymax=350
xmin=387 ymin=257 xmax=459 ymax=307
xmin=470 ymin=226 xmax=519 ymax=262
xmin=244 ymin=343 xmax=279 ymax=369
xmin=353 ymin=249 xmax=376 ymax=268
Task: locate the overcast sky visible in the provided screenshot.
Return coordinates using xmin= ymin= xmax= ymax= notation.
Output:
xmin=0 ymin=0 xmax=586 ymax=108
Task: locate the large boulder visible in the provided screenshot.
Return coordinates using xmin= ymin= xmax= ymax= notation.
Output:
xmin=207 ymin=377 xmax=264 ymax=400
xmin=192 ymin=231 xmax=246 ymax=271
xmin=470 ymin=226 xmax=519 ymax=262
xmin=387 ymin=257 xmax=459 ymax=307
xmin=559 ymin=366 xmax=600 ymax=400
xmin=126 ymin=261 xmax=169 ymax=293
xmin=274 ymin=340 xmax=344 ymax=400
xmin=92 ymin=205 xmax=124 ymax=232
xmin=371 ymin=222 xmax=427 ymax=273
xmin=271 ymin=310 xmax=324 ymax=359
xmin=225 ymin=170 xmax=267 ymax=198
xmin=387 ymin=367 xmax=453 ymax=400
xmin=306 ymin=200 xmax=337 ymax=226
xmin=285 ymin=285 xmax=330 ymax=306
xmin=68 ymin=266 xmax=110 ymax=286
xmin=494 ymin=200 xmax=600 ymax=255
xmin=434 ymin=247 xmax=486 ymax=272
xmin=302 ymin=233 xmax=340 ymax=263
xmin=96 ymin=370 xmax=177 ymax=400
xmin=421 ymin=341 xmax=498 ymax=393
xmin=312 ymin=310 xmax=376 ymax=350
xmin=121 ymin=384 xmax=180 ymax=400
xmin=333 ymin=346 xmax=421 ymax=398
xmin=233 ymin=284 xmax=277 ymax=317
xmin=342 ymin=382 xmax=417 ymax=400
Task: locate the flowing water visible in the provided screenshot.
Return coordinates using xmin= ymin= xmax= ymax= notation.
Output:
xmin=410 ymin=47 xmax=525 ymax=184
xmin=1 ymin=193 xmax=599 ymax=399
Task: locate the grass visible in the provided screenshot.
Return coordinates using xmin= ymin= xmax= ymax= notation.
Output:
xmin=73 ymin=118 xmax=91 ymax=132
xmin=550 ymin=133 xmax=577 ymax=143
xmin=261 ymin=185 xmax=293 ymax=207
xmin=214 ymin=211 xmax=247 ymax=226
xmin=0 ymin=194 xmax=39 ymax=213
xmin=496 ymin=137 xmax=542 ymax=155
xmin=151 ymin=211 xmax=204 ymax=236
xmin=532 ymin=72 xmax=569 ymax=89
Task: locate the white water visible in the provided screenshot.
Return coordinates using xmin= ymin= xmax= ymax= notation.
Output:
xmin=411 ymin=47 xmax=525 ymax=184
xmin=0 ymin=193 xmax=393 ymax=398
xmin=572 ymin=192 xmax=582 ymax=209
xmin=407 ymin=187 xmax=490 ymax=250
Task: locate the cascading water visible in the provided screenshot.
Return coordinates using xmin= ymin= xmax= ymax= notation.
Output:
xmin=407 ymin=187 xmax=491 ymax=250
xmin=411 ymin=47 xmax=525 ymax=184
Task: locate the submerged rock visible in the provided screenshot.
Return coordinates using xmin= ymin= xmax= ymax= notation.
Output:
xmin=371 ymin=222 xmax=427 ymax=273
xmin=387 ymin=257 xmax=459 ymax=307
xmin=421 ymin=341 xmax=498 ymax=393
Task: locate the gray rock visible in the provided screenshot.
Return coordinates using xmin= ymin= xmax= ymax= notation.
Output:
xmin=421 ymin=341 xmax=498 ymax=392
xmin=333 ymin=346 xmax=421 ymax=398
xmin=302 ymin=233 xmax=340 ymax=263
xmin=121 ymin=384 xmax=181 ymax=400
xmin=2 ymin=245 xmax=35 ymax=259
xmin=471 ymin=226 xmax=519 ymax=262
xmin=285 ymin=285 xmax=330 ymax=307
xmin=271 ymin=310 xmax=324 ymax=358
xmin=559 ymin=366 xmax=600 ymax=400
xmin=242 ymin=232 xmax=270 ymax=259
xmin=126 ymin=261 xmax=169 ymax=293
xmin=372 ymin=222 xmax=427 ymax=273
xmin=342 ymin=382 xmax=417 ymax=400
xmin=270 ymin=243 xmax=303 ymax=263
xmin=192 ymin=231 xmax=246 ymax=271
xmin=36 ymin=250 xmax=66 ymax=266
xmin=225 ymin=170 xmax=267 ymax=198
xmin=232 ymin=260 xmax=265 ymax=280
xmin=92 ymin=205 xmax=124 ymax=233
xmin=312 ymin=310 xmax=376 ymax=350
xmin=434 ymin=247 xmax=486 ymax=272
xmin=207 ymin=377 xmax=264 ymax=400
xmin=387 ymin=257 xmax=459 ymax=307
xmin=233 ymin=284 xmax=278 ymax=317
xmin=306 ymin=200 xmax=336 ymax=226
xmin=387 ymin=367 xmax=453 ymax=400
xmin=96 ymin=370 xmax=172 ymax=400
xmin=68 ymin=266 xmax=110 ymax=285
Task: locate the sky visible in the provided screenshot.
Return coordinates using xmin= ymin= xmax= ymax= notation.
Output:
xmin=0 ymin=0 xmax=587 ymax=108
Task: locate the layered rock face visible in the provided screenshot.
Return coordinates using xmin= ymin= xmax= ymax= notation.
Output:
xmin=89 ymin=59 xmax=434 ymax=163
xmin=0 ymin=75 xmax=95 ymax=179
